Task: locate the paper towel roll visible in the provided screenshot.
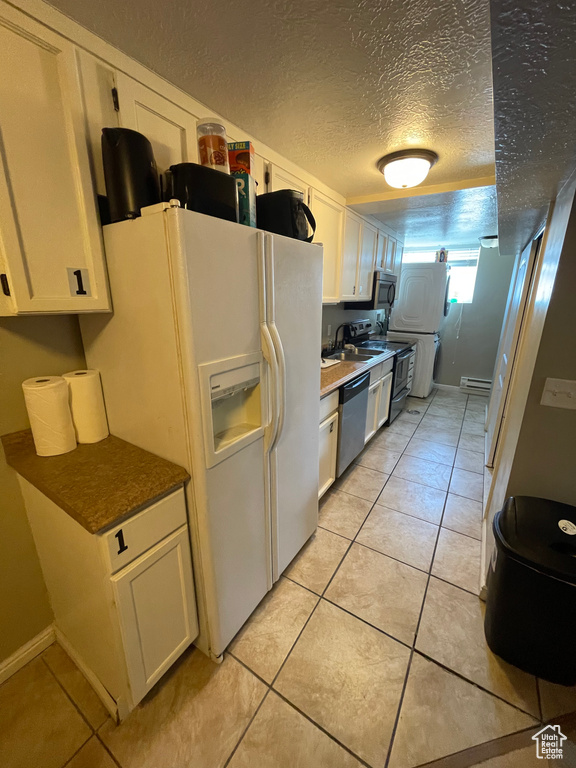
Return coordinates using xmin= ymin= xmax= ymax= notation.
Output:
xmin=22 ymin=376 xmax=77 ymax=457
xmin=62 ymin=369 xmax=109 ymax=444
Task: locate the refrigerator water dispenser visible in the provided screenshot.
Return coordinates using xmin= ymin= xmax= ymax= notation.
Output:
xmin=199 ymin=353 xmax=265 ymax=467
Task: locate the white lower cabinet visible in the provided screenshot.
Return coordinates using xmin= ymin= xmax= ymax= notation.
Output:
xmin=18 ymin=482 xmax=198 ymax=721
xmin=365 ymin=380 xmax=381 ymax=444
xmin=377 ymin=371 xmax=394 ymax=427
xmin=319 ymin=391 xmax=339 ymax=498
xmin=112 ymin=525 xmax=196 ymax=705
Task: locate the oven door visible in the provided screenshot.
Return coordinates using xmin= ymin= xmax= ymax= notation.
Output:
xmin=394 ymin=350 xmax=412 ymax=394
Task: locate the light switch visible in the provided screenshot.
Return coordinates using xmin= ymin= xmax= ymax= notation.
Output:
xmin=541 ymin=378 xmax=576 ymax=409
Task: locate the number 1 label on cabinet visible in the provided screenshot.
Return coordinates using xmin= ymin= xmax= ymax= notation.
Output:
xmin=67 ymin=267 xmax=92 ymax=297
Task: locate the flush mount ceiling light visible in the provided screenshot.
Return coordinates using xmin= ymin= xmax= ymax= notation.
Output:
xmin=479 ymin=235 xmax=499 ymax=248
xmin=377 ymin=149 xmax=439 ymax=189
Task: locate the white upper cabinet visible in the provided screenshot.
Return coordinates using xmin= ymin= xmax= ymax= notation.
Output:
xmin=384 ymin=235 xmax=397 ymax=273
xmin=268 ymin=164 xmax=309 ymax=201
xmin=0 ymin=8 xmax=109 ymax=314
xmin=357 ymin=221 xmax=377 ymax=298
xmin=115 ymin=72 xmax=199 ymax=187
xmin=376 ymin=230 xmax=388 ymax=270
xmin=340 ymin=212 xmax=376 ymax=302
xmin=393 ymin=241 xmax=404 ymax=278
xmin=340 ymin=211 xmax=362 ymax=300
xmin=309 ymin=189 xmax=344 ymax=304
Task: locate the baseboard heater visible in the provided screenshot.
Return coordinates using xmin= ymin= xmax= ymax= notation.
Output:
xmin=460 ymin=376 xmax=491 ymax=394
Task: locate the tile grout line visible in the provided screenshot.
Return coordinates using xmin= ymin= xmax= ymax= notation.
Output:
xmin=41 ymin=655 xmax=97 ymax=736
xmin=272 ymin=689 xmax=373 ymax=768
xmin=94 ymin=734 xmax=123 ymax=768
xmin=221 ymin=687 xmax=272 ymax=768
xmin=414 ymin=650 xmax=541 ymax=720
xmin=383 ymin=389 xmax=468 ymax=768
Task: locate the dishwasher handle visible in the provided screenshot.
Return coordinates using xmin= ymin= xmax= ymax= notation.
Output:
xmin=340 ymin=371 xmax=370 ymax=404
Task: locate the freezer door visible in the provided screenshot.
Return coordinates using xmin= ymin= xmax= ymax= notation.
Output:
xmin=264 ymin=233 xmax=323 ymax=579
xmin=389 ymin=262 xmax=449 ymax=333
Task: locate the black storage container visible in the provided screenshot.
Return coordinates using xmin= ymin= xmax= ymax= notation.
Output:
xmin=485 ymin=495 xmax=576 ymax=685
xmin=101 ymin=128 xmax=160 ymax=222
xmin=256 ymin=190 xmax=316 ymax=241
xmin=166 ymin=163 xmax=238 ymax=223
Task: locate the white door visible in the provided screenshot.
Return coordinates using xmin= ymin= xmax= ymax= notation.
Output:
xmin=365 ymin=380 xmax=381 ymax=443
xmin=358 ymin=222 xmax=377 ymax=298
xmin=377 ymin=371 xmax=394 ymax=427
xmin=0 ymin=9 xmax=109 ymax=314
xmin=112 ymin=526 xmax=198 ymax=707
xmin=115 ymin=72 xmax=199 ymax=185
xmin=485 ymin=239 xmax=538 ymax=466
xmin=340 ymin=211 xmax=362 ymax=300
xmin=309 ymin=189 xmax=344 ymax=304
xmin=267 ymin=233 xmax=322 ymax=579
xmin=390 ymin=262 xmax=449 ymax=333
xmin=319 ymin=411 xmax=339 ymax=498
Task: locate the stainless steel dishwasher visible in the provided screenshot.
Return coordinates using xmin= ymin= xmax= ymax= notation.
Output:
xmin=336 ymin=371 xmax=370 ymax=477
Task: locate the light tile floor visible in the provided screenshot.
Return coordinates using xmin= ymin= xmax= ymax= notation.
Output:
xmin=3 ymin=389 xmax=576 ymax=768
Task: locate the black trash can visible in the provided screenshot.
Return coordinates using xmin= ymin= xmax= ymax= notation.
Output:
xmin=485 ymin=495 xmax=576 ymax=685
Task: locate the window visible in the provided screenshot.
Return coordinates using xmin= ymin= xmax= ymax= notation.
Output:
xmin=402 ymin=247 xmax=480 ymax=304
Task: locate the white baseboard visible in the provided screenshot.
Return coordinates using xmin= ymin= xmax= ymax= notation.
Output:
xmin=55 ymin=628 xmax=120 ymax=721
xmin=0 ymin=625 xmax=55 ymax=684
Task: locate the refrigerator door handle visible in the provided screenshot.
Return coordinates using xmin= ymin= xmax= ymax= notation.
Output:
xmin=261 ymin=324 xmax=279 ymax=452
xmin=264 ymin=234 xmax=287 ymax=450
xmin=258 ymin=232 xmax=280 ymax=452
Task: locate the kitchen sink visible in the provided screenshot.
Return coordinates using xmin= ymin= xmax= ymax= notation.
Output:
xmin=327 ymin=350 xmax=383 ymax=362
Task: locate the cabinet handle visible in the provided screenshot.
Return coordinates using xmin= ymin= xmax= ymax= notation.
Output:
xmin=330 ymin=422 xmax=334 ymax=433
xmin=352 ymin=285 xmax=355 ymax=295
xmin=114 ymin=529 xmax=128 ymax=555
xmin=72 ymin=269 xmax=87 ymax=295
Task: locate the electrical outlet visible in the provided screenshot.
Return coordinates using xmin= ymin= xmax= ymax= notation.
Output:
xmin=541 ymin=378 xmax=576 ymax=409
xmin=327 ymin=324 xmax=332 ymax=336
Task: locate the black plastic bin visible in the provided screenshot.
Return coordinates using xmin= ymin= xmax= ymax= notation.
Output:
xmin=485 ymin=496 xmax=576 ymax=685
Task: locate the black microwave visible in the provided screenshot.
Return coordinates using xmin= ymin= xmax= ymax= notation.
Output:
xmin=345 ymin=270 xmax=397 ymax=311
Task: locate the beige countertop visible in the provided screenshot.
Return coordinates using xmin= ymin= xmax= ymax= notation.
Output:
xmin=2 ymin=430 xmax=190 ymax=535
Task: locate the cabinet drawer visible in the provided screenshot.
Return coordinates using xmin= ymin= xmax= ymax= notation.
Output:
xmin=103 ymin=488 xmax=187 ymax=574
xmin=319 ymin=391 xmax=339 ymax=423
xmin=369 ymin=357 xmax=393 ymax=384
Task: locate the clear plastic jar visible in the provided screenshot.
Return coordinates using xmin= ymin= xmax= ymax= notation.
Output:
xmin=197 ymin=119 xmax=230 ymax=173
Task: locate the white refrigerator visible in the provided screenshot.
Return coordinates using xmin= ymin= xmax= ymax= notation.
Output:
xmin=388 ymin=262 xmax=450 ymax=397
xmin=80 ymin=204 xmax=322 ymax=660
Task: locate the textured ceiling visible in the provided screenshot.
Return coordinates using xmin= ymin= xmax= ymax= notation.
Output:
xmin=46 ymin=0 xmax=495 ymax=199
xmin=352 ymin=185 xmax=497 ymax=248
xmin=490 ymin=0 xmax=576 ymax=255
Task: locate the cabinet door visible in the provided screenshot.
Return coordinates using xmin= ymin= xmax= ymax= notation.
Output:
xmin=376 ymin=231 xmax=388 ymax=270
xmin=115 ymin=72 xmax=199 ymax=185
xmin=377 ymin=371 xmax=394 ymax=428
xmin=268 ymin=164 xmax=309 ymax=200
xmin=340 ymin=211 xmax=362 ymax=300
xmin=0 ymin=10 xmax=109 ymax=314
xmin=112 ymin=525 xmax=198 ymax=707
xmin=393 ymin=242 xmax=404 ymax=278
xmin=385 ymin=236 xmax=397 ymax=273
xmin=319 ymin=411 xmax=338 ymax=498
xmin=357 ymin=222 xmax=377 ymax=298
xmin=309 ymin=189 xmax=344 ymax=304
xmin=365 ymin=380 xmax=381 ymax=444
